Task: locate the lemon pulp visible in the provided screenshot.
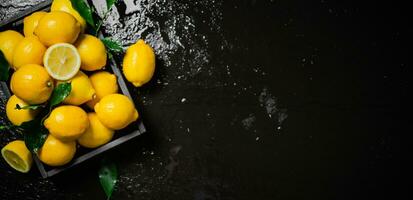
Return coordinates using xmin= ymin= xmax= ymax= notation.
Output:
xmin=44 ymin=43 xmax=81 ymax=80
xmin=1 ymin=140 xmax=32 ymax=173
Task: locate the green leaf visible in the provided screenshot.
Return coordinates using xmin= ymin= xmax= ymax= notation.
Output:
xmin=70 ymin=0 xmax=96 ymax=29
xmin=106 ymin=0 xmax=117 ymax=10
xmin=99 ymin=160 xmax=118 ymax=199
xmin=49 ymin=83 xmax=72 ymax=108
xmin=107 ymin=51 xmax=113 ymax=60
xmin=0 ymin=50 xmax=10 ymax=81
xmin=39 ymin=82 xmax=71 ymax=125
xmin=0 ymin=124 xmax=17 ymax=130
xmin=20 ymin=119 xmax=48 ymax=153
xmin=0 ymin=125 xmax=5 ymax=130
xmin=18 ymin=83 xmax=71 ymax=152
xmin=101 ymin=38 xmax=123 ymax=53
xmin=15 ymin=104 xmax=43 ymax=110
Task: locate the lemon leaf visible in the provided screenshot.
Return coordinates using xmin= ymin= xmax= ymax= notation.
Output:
xmin=0 ymin=50 xmax=10 ymax=81
xmin=0 ymin=124 xmax=18 ymax=131
xmin=70 ymin=0 xmax=96 ymax=29
xmin=106 ymin=0 xmax=117 ymax=11
xmin=99 ymin=160 xmax=118 ymax=199
xmin=20 ymin=119 xmax=48 ymax=153
xmin=102 ymin=38 xmax=123 ymax=53
xmin=107 ymin=51 xmax=113 ymax=60
xmin=38 ymin=82 xmax=71 ymax=127
xmin=49 ymin=83 xmax=72 ymax=108
xmin=17 ymin=84 xmax=71 ymax=153
xmin=15 ymin=104 xmax=44 ymax=110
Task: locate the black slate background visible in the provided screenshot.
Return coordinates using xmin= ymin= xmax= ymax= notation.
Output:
xmin=0 ymin=0 xmax=410 ymax=200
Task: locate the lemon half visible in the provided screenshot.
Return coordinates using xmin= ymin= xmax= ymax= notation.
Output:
xmin=1 ymin=140 xmax=33 ymax=173
xmin=43 ymin=43 xmax=81 ymax=81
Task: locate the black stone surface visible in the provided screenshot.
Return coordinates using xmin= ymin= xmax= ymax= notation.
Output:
xmin=0 ymin=0 xmax=410 ymax=199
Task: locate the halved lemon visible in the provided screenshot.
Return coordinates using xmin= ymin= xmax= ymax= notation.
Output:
xmin=1 ymin=140 xmax=33 ymax=173
xmin=44 ymin=43 xmax=81 ymax=80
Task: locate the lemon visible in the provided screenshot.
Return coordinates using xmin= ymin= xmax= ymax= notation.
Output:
xmin=51 ymin=0 xmax=86 ymax=32
xmin=43 ymin=43 xmax=81 ymax=80
xmin=10 ymin=64 xmax=54 ymax=104
xmin=35 ymin=11 xmax=80 ymax=46
xmin=78 ymin=113 xmax=114 ymax=148
xmin=0 ymin=30 xmax=24 ymax=65
xmin=86 ymin=71 xmax=118 ymax=109
xmin=38 ymin=135 xmax=76 ymax=166
xmin=23 ymin=11 xmax=46 ymax=37
xmin=57 ymin=71 xmax=95 ymax=105
xmin=44 ymin=105 xmax=89 ymax=142
xmin=75 ymin=34 xmax=107 ymax=71
xmin=1 ymin=140 xmax=32 ymax=173
xmin=123 ymin=39 xmax=155 ymax=87
xmin=12 ymin=36 xmax=46 ymax=69
xmin=94 ymin=94 xmax=139 ymax=130
xmin=6 ymin=95 xmax=38 ymax=126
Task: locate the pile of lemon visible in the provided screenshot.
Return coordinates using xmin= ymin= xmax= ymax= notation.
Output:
xmin=0 ymin=0 xmax=155 ymax=173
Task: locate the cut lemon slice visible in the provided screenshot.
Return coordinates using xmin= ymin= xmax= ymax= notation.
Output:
xmin=1 ymin=140 xmax=32 ymax=173
xmin=44 ymin=43 xmax=81 ymax=80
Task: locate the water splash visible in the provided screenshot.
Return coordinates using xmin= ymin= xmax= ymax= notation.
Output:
xmin=0 ymin=0 xmax=44 ymax=23
xmin=259 ymin=87 xmax=288 ymax=130
xmin=241 ymin=114 xmax=256 ymax=130
xmin=91 ymin=0 xmax=223 ymax=83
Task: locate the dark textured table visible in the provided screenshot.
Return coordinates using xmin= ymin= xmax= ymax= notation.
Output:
xmin=0 ymin=0 xmax=409 ymax=199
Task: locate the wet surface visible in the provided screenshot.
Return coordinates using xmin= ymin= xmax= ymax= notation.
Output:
xmin=0 ymin=0 xmax=410 ymax=199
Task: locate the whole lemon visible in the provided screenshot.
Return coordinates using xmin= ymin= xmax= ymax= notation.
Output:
xmin=12 ymin=36 xmax=46 ymax=69
xmin=23 ymin=11 xmax=46 ymax=37
xmin=58 ymin=71 xmax=96 ymax=105
xmin=78 ymin=112 xmax=114 ymax=148
xmin=10 ymin=64 xmax=53 ymax=104
xmin=44 ymin=105 xmax=89 ymax=141
xmin=34 ymin=11 xmax=80 ymax=46
xmin=123 ymin=39 xmax=155 ymax=87
xmin=38 ymin=135 xmax=76 ymax=166
xmin=51 ymin=0 xmax=86 ymax=32
xmin=6 ymin=95 xmax=38 ymax=126
xmin=0 ymin=30 xmax=24 ymax=65
xmin=75 ymin=34 xmax=107 ymax=71
xmin=94 ymin=94 xmax=139 ymax=130
xmin=86 ymin=71 xmax=118 ymax=109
